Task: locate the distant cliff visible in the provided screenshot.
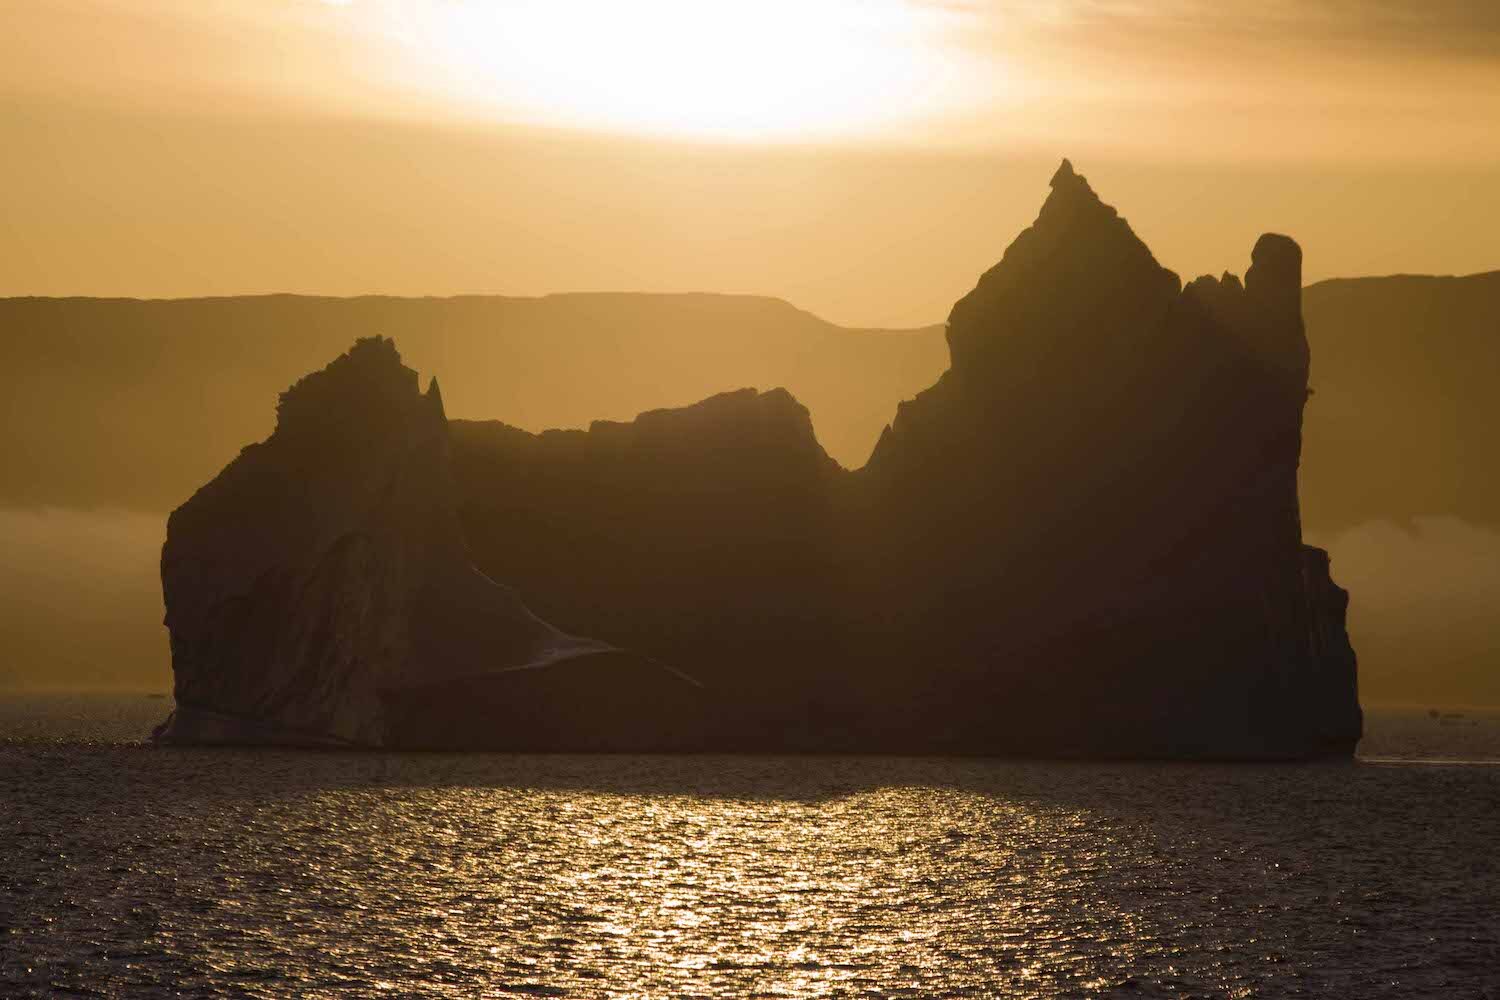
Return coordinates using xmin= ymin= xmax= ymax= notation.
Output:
xmin=5 ymin=274 xmax=1490 ymax=535
xmin=449 ymin=389 xmax=847 ymax=740
xmin=155 ymin=337 xmax=710 ymax=748
xmin=452 ymin=160 xmax=1362 ymax=758
xmin=1299 ymin=269 xmax=1500 ymax=705
xmin=846 ymin=161 xmax=1355 ymax=756
xmin=158 ymin=162 xmax=1361 ymax=756
xmin=0 ymin=292 xmax=944 ymax=511
xmin=1301 ymin=270 xmax=1500 ymax=532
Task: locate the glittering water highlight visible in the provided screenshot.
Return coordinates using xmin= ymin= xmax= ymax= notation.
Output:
xmin=2 ymin=697 xmax=1497 ymax=998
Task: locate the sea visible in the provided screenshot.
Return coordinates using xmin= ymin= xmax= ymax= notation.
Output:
xmin=2 ymin=694 xmax=1497 ymax=998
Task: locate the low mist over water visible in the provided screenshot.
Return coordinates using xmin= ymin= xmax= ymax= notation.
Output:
xmin=0 ymin=509 xmax=167 ymax=691
xmin=1311 ymin=517 xmax=1500 ymax=706
xmin=9 ymin=505 xmax=1499 ymax=709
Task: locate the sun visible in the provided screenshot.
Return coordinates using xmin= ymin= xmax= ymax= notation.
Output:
xmin=366 ymin=0 xmax=972 ymax=142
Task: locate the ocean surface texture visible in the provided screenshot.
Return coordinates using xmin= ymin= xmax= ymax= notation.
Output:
xmin=3 ymin=695 xmax=1497 ymax=998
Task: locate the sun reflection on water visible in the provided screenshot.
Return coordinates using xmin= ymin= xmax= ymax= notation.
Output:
xmin=6 ymin=748 xmax=1498 ymax=997
xmin=309 ymin=769 xmax=1169 ymax=995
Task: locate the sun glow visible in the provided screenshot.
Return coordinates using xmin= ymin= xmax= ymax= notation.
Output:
xmin=364 ymin=0 xmax=978 ymax=141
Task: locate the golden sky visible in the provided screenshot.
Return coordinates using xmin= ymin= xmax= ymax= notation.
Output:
xmin=4 ymin=0 xmax=1499 ymax=325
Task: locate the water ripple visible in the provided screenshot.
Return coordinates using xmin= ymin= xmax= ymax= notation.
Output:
xmin=3 ymin=744 xmax=1498 ymax=998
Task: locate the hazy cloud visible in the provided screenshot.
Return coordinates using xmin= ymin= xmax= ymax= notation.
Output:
xmin=6 ymin=1 xmax=1499 ymax=160
xmin=950 ymin=1 xmax=1500 ymax=56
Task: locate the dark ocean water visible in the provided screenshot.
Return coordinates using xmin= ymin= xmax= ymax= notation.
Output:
xmin=3 ymin=695 xmax=1498 ymax=998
